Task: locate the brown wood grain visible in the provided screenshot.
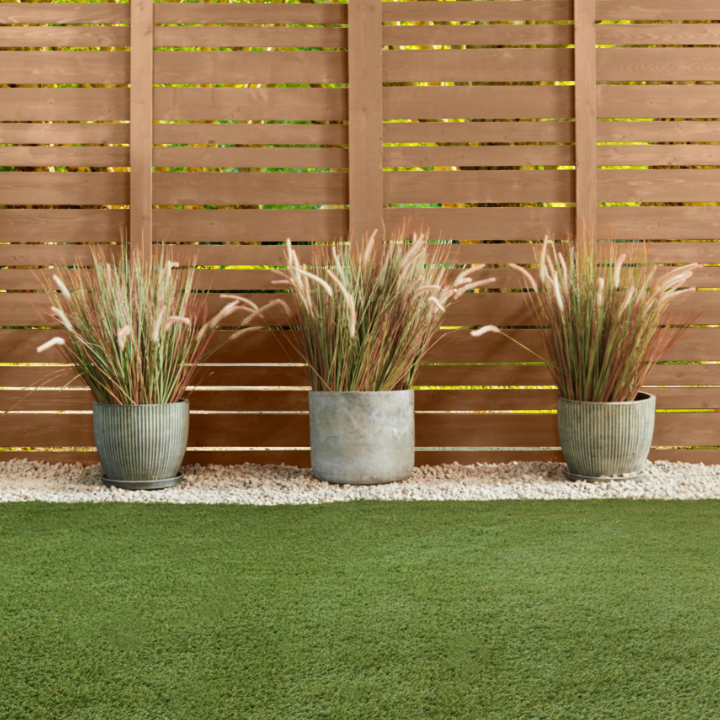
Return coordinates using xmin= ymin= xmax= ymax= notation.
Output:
xmin=599 ymin=48 xmax=720 ymax=82
xmin=384 ymin=145 xmax=573 ymax=169
xmin=0 ymin=27 xmax=130 ymax=48
xmin=384 ymin=24 xmax=573 ymax=47
xmin=0 ymin=123 xmax=130 ymax=145
xmin=348 ymin=0 xmax=384 ymax=240
xmin=131 ymin=0 xmax=154 ymax=259
xmin=382 ymin=0 xmax=572 ymax=22
xmin=155 ymin=26 xmax=347 ymax=49
xmin=0 ymin=4 xmax=129 ymax=24
xmin=385 ymin=86 xmax=574 ymax=121
xmin=153 ymin=172 xmax=348 ymax=206
xmin=383 ymin=121 xmax=574 ymax=144
xmin=597 ymin=0 xmax=720 ymax=21
xmin=0 ymin=173 xmax=128 ymax=206
xmin=0 ymin=52 xmax=129 ymax=85
xmin=598 ymin=170 xmax=720 ymax=203
xmin=384 ymin=49 xmax=573 ymax=83
xmin=155 ymin=88 xmax=347 ymax=122
xmin=598 ymin=145 xmax=720 ymax=167
xmin=597 ymin=23 xmax=720 ymax=46
xmin=574 ymin=0 xmax=598 ymax=237
xmin=153 ymin=147 xmax=347 ymax=170
xmin=599 ymin=207 xmax=720 ymax=241
xmin=154 ymin=50 xmax=348 ymax=85
xmin=0 ymin=89 xmax=129 ymax=122
xmin=0 ymin=147 xmax=129 ymax=169
xmin=154 ymin=3 xmax=346 ymax=25
xmin=599 ymin=85 xmax=720 ymax=120
xmin=598 ymin=121 xmax=720 ymax=143
xmin=154 ymin=123 xmax=347 ymax=146
xmin=385 ymin=170 xmax=574 ymax=204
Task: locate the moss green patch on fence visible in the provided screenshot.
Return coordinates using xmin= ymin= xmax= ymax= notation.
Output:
xmin=1 ymin=500 xmax=719 ymax=720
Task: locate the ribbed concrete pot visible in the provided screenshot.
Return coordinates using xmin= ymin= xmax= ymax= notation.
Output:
xmin=93 ymin=400 xmax=189 ymax=490
xmin=309 ymin=390 xmax=415 ymax=484
xmin=557 ymin=392 xmax=656 ymax=481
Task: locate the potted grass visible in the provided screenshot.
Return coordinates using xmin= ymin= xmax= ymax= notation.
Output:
xmin=499 ymin=235 xmax=699 ymax=481
xmin=276 ymin=224 xmax=495 ymax=484
xmin=37 ymin=247 xmax=260 ymax=490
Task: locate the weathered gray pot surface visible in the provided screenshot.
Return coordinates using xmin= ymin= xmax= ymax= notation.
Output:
xmin=309 ymin=390 xmax=415 ymax=485
xmin=557 ymin=392 xmax=656 ymax=481
xmin=93 ymin=400 xmax=189 ymax=490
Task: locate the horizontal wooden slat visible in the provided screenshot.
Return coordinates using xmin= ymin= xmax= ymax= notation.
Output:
xmin=0 ymin=147 xmax=129 ymax=168
xmin=597 ymin=0 xmax=720 ymax=21
xmin=154 ymin=3 xmax=347 ymax=25
xmin=0 ymin=123 xmax=129 ymax=145
xmin=600 ymin=207 xmax=720 ymax=241
xmin=0 ymin=4 xmax=129 ymax=24
xmin=0 ymin=210 xmax=127 ymax=244
xmin=384 ymin=121 xmax=574 ymax=145
xmin=3 ymin=385 xmax=718 ymax=413
xmin=598 ymin=170 xmax=720 ymax=203
xmin=384 ymin=24 xmax=573 ymax=47
xmin=153 ymin=171 xmax=347 ymax=206
xmin=598 ymin=145 xmax=720 ymax=167
xmin=155 ymin=88 xmax=347 ymax=122
xmin=0 ymin=52 xmax=129 ymax=85
xmin=384 ymin=49 xmax=572 ymax=83
xmin=385 ymin=170 xmax=574 ymax=204
xmin=385 ymin=86 xmax=574 ymax=121
xmin=598 ymin=121 xmax=720 ymax=143
xmin=597 ymin=23 xmax=720 ymax=46
xmin=0 ymin=173 xmax=128 ymax=206
xmin=153 ymin=147 xmax=346 ymax=170
xmin=598 ymin=48 xmax=720 ymax=82
xmin=382 ymin=1 xmax=572 ymax=22
xmin=154 ymin=122 xmax=347 ymax=146
xmin=154 ymin=50 xmax=347 ymax=85
xmin=0 ymin=89 xmax=129 ymax=122
xmin=385 ymin=146 xmax=572 ymax=168
xmin=599 ymin=85 xmax=720 ymax=120
xmin=0 ymin=290 xmax=711 ymax=328
xmin=0 ymin=27 xmax=129 ymax=48
xmin=0 ymin=411 xmax=715 ymax=449
xmin=155 ymin=26 xmax=347 ymax=49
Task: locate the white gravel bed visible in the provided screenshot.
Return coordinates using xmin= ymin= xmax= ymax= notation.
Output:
xmin=0 ymin=459 xmax=719 ymax=504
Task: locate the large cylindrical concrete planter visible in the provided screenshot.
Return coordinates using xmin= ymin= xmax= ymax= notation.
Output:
xmin=93 ymin=400 xmax=189 ymax=490
xmin=309 ymin=390 xmax=415 ymax=484
xmin=557 ymin=392 xmax=656 ymax=481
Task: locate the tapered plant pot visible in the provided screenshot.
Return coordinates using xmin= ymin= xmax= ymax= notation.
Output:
xmin=309 ymin=390 xmax=415 ymax=484
xmin=557 ymin=392 xmax=656 ymax=481
xmin=94 ymin=400 xmax=189 ymax=490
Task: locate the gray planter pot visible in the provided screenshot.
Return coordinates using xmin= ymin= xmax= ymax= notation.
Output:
xmin=309 ymin=390 xmax=415 ymax=484
xmin=557 ymin=392 xmax=656 ymax=481
xmin=93 ymin=400 xmax=189 ymax=490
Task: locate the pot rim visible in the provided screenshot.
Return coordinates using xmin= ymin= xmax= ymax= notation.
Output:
xmin=557 ymin=391 xmax=655 ymax=407
xmin=92 ymin=398 xmax=189 ymax=408
xmin=309 ymin=389 xmax=414 ymax=396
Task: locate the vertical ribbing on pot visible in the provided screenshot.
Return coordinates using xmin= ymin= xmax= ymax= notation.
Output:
xmin=557 ymin=393 xmax=656 ymax=479
xmin=93 ymin=400 xmax=189 ymax=481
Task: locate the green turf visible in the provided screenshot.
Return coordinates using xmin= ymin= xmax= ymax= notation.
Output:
xmin=1 ymin=501 xmax=719 ymax=720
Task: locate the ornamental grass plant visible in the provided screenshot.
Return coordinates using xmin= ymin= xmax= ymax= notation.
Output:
xmin=507 ymin=234 xmax=699 ymax=403
xmin=37 ymin=247 xmax=260 ymax=405
xmin=277 ymin=224 xmax=494 ymax=392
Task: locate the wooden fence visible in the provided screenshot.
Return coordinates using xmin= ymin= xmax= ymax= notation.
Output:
xmin=1 ymin=0 xmax=719 ymax=467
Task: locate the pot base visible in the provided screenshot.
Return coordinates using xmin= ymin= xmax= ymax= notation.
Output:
xmin=101 ymin=474 xmax=183 ymax=491
xmin=563 ymin=469 xmax=645 ymax=483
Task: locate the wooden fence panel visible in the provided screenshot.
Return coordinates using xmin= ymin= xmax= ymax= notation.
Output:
xmin=0 ymin=0 xmax=718 ymax=467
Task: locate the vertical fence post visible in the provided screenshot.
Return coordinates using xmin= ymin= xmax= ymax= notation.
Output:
xmin=130 ymin=0 xmax=154 ymax=262
xmin=573 ymin=0 xmax=598 ymax=246
xmin=348 ymin=0 xmax=383 ymax=247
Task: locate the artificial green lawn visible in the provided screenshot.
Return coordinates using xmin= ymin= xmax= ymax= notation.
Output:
xmin=1 ymin=501 xmax=719 ymax=720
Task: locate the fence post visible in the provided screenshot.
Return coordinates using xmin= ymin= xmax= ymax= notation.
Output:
xmin=573 ymin=0 xmax=598 ymax=245
xmin=348 ymin=0 xmax=383 ymax=247
xmin=130 ymin=0 xmax=154 ymax=262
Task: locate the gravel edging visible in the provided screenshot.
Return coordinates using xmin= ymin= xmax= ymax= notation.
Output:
xmin=1 ymin=459 xmax=720 ymax=504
